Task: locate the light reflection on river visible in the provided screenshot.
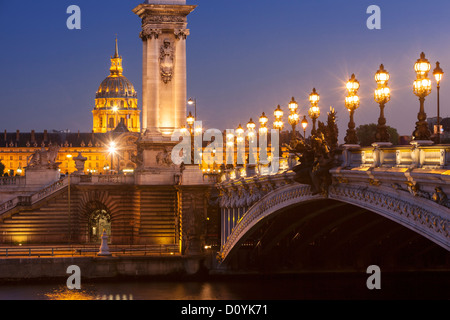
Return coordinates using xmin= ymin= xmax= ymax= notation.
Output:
xmin=0 ymin=273 xmax=448 ymax=300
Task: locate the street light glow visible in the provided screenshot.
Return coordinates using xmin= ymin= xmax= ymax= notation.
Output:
xmin=108 ymin=142 xmax=117 ymax=154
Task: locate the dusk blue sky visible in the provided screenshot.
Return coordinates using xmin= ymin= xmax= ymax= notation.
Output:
xmin=1 ymin=0 xmax=449 ymax=141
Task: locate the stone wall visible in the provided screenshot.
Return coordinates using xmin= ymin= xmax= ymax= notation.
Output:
xmin=0 ymin=256 xmax=205 ymax=281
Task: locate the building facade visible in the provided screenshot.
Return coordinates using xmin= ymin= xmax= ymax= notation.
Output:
xmin=0 ymin=41 xmax=141 ymax=177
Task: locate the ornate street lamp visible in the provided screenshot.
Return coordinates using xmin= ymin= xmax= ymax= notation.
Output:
xmin=288 ymin=96 xmax=299 ymax=113
xmin=258 ymin=112 xmax=269 ymax=165
xmin=188 ymin=97 xmax=197 ymax=118
xmin=344 ymin=74 xmax=360 ymax=145
xmin=66 ymin=154 xmax=73 ymax=243
xmin=374 ymin=64 xmax=391 ymax=143
xmin=247 ymin=118 xmax=257 ymax=165
xmin=433 ymin=62 xmax=444 ymax=144
xmin=259 ymin=112 xmax=269 ymax=135
xmin=301 ymin=116 xmax=308 ymax=139
xmin=273 ymin=105 xmax=284 ymax=157
xmin=412 ymin=52 xmax=432 ymax=141
xmin=236 ymin=124 xmax=245 ymax=145
xmin=186 ymin=111 xmax=195 ymax=162
xmin=247 ymin=118 xmax=256 ymax=141
xmin=186 ymin=111 xmax=195 ymax=131
xmin=236 ymin=124 xmax=245 ymax=165
xmin=288 ymin=97 xmax=300 ymax=144
xmin=108 ymin=142 xmax=117 ymax=173
xmin=308 ymin=88 xmax=320 ymax=135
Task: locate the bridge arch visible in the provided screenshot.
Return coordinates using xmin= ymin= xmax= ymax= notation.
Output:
xmin=219 ymin=183 xmax=450 ymax=264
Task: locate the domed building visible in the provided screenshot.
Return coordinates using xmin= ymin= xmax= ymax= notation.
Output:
xmin=0 ymin=39 xmax=141 ymax=177
xmin=92 ymin=39 xmax=141 ymax=133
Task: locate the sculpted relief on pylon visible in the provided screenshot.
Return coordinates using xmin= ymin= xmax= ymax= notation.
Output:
xmin=160 ymin=39 xmax=174 ymax=83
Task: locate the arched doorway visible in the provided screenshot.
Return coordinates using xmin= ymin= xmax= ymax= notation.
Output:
xmin=85 ymin=201 xmax=111 ymax=243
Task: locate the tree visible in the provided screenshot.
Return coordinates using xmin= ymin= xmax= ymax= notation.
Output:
xmin=356 ymin=123 xmax=399 ymax=146
xmin=0 ymin=161 xmax=4 ymax=176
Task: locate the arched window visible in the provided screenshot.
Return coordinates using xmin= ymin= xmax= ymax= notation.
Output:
xmin=109 ymin=118 xmax=114 ymax=128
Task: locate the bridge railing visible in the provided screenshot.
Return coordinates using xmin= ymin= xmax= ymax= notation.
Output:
xmin=220 ymin=144 xmax=450 ymax=183
xmin=0 ymin=244 xmax=180 ymax=257
xmin=341 ymin=144 xmax=450 ymax=169
xmin=219 ymin=157 xmax=291 ymax=183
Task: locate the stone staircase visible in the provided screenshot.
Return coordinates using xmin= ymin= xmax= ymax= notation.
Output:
xmin=138 ymin=188 xmax=178 ymax=245
xmin=0 ymin=178 xmax=182 ymax=246
xmin=0 ymin=186 xmax=74 ymax=244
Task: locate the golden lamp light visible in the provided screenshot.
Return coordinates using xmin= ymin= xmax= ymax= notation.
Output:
xmin=308 ymin=88 xmax=320 ymax=135
xmin=374 ymin=64 xmax=391 ymax=143
xmin=412 ymin=52 xmax=432 ymax=141
xmin=433 ymin=61 xmax=444 ymax=144
xmin=186 ymin=111 xmax=195 ymax=128
xmin=288 ymin=97 xmax=298 ymax=113
xmin=344 ymin=74 xmax=360 ymax=145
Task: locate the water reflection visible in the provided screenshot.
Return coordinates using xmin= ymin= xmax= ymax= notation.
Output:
xmin=45 ymin=287 xmax=98 ymax=300
xmin=0 ymin=272 xmax=448 ymax=300
xmin=44 ymin=286 xmax=134 ymax=300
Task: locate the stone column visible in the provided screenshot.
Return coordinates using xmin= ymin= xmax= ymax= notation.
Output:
xmin=133 ymin=2 xmax=196 ymax=185
xmin=134 ymin=1 xmax=196 ymax=137
xmin=141 ymin=29 xmax=161 ymax=134
xmin=174 ymin=29 xmax=189 ymax=129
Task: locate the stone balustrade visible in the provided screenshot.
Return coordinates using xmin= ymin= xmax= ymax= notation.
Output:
xmin=76 ymin=174 xmax=135 ymax=185
xmin=0 ymin=177 xmax=26 ymax=186
xmin=219 ymin=144 xmax=450 ymax=183
xmin=0 ymin=178 xmax=68 ymax=217
xmin=342 ymin=144 xmax=450 ymax=169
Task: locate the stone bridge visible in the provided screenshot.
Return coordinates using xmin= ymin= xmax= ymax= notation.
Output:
xmin=217 ymin=144 xmax=450 ymax=265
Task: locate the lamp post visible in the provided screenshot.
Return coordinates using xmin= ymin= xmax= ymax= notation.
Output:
xmin=273 ymin=105 xmax=284 ymax=157
xmin=433 ymin=62 xmax=444 ymax=144
xmin=108 ymin=142 xmax=117 ymax=174
xmin=301 ymin=116 xmax=308 ymax=139
xmin=259 ymin=112 xmax=268 ymax=135
xmin=308 ymin=88 xmax=320 ymax=136
xmin=187 ymin=111 xmax=195 ymax=162
xmin=344 ymin=74 xmax=360 ymax=145
xmin=236 ymin=124 xmax=245 ymax=166
xmin=226 ymin=131 xmax=235 ymax=168
xmin=247 ymin=118 xmax=257 ymax=168
xmin=188 ymin=98 xmax=197 ymax=118
xmin=247 ymin=118 xmax=256 ymax=143
xmin=259 ymin=112 xmax=269 ymax=165
xmin=288 ymin=97 xmax=300 ymax=145
xmin=66 ymin=154 xmax=73 ymax=244
xmin=412 ymin=52 xmax=432 ymax=141
xmin=374 ymin=64 xmax=391 ymax=143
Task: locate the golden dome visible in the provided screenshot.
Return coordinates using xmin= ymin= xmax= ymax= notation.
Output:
xmin=95 ymin=38 xmax=137 ymax=100
xmin=96 ymin=75 xmax=137 ymax=99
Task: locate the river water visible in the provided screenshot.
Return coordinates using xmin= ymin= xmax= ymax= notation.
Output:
xmin=0 ymin=272 xmax=448 ymax=300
